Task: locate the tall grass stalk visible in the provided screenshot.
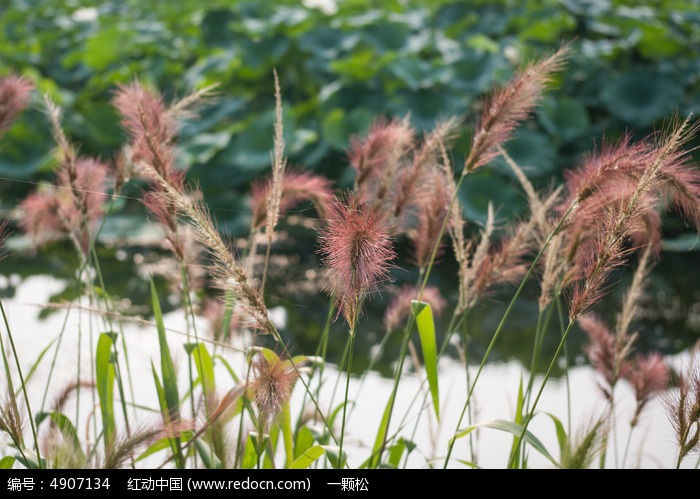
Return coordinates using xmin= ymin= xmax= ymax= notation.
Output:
xmin=0 ymin=299 xmax=42 ymax=467
xmin=443 ymin=201 xmax=577 ymax=468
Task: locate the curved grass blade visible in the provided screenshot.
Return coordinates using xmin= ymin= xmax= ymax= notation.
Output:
xmin=546 ymin=412 xmax=568 ymax=457
xmin=150 ymin=280 xmax=179 ymax=418
xmin=294 ymin=426 xmax=315 ymax=459
xmin=95 ymin=332 xmax=116 ymax=452
xmin=188 ymin=343 xmax=215 ymax=398
xmin=451 ymin=419 xmax=559 ymax=468
xmin=36 ymin=411 xmax=85 ymax=463
xmin=289 ymin=445 xmax=325 ymax=469
xmin=369 ymin=392 xmax=395 ymax=468
xmin=136 ymin=431 xmax=193 ymax=463
xmin=411 ymin=300 xmax=439 ymax=420
xmin=0 ymin=456 xmax=15 ymax=469
xmin=18 ymin=338 xmax=57 ymax=395
xmin=149 ymin=280 xmax=183 ymax=467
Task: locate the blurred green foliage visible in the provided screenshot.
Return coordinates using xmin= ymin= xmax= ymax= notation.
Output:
xmin=2 ymin=0 xmax=699 ymax=234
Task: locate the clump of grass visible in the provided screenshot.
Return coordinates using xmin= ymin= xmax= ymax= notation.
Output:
xmin=1 ymin=44 xmax=699 ymax=471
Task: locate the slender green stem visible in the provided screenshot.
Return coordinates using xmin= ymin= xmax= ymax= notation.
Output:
xmin=338 ymin=327 xmax=356 ymax=468
xmin=508 ymin=319 xmax=576 ymax=468
xmin=0 ymin=309 xmax=31 ymax=465
xmin=295 ymin=299 xmax=334 ymax=435
xmin=179 ymin=264 xmax=208 ymax=468
xmin=621 ymin=424 xmax=634 ymax=468
xmin=347 ymin=328 xmax=393 ymax=421
xmin=0 ymin=299 xmax=42 ymax=467
xmin=554 ymin=295 xmax=572 ymax=435
xmin=329 ymin=332 xmax=352 ymax=410
xmin=675 ymin=426 xmax=692 ymax=469
xmin=523 ymin=307 xmax=547 ymax=409
xmin=444 ymin=201 xmax=577 ymax=468
xmin=373 ymin=324 xmax=413 ymax=467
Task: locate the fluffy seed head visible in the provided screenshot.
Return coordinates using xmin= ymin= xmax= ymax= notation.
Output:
xmin=318 ymin=194 xmax=395 ymax=327
xmin=0 ymin=74 xmax=33 ymax=136
xmin=250 ymin=351 xmax=300 ymax=426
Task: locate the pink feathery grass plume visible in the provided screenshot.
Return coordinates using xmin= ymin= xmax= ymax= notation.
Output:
xmin=20 ymin=158 xmax=109 ymax=252
xmin=472 ymin=227 xmax=530 ymax=300
xmin=19 ymin=189 xmax=64 ymax=246
xmin=569 ymin=211 xmax=633 ymax=318
xmin=112 ymin=82 xmax=181 ymax=188
xmin=411 ymin=170 xmax=450 ymax=268
xmin=664 ymin=358 xmax=700 ymax=464
xmin=464 ymin=46 xmax=568 ymax=174
xmin=250 ymin=170 xmax=334 ymax=230
xmin=143 ymin=190 xmax=182 ymax=258
xmin=318 ymin=194 xmax=396 ymax=328
xmin=565 ymin=116 xmax=699 ymax=318
xmin=0 ymin=74 xmax=33 ymax=136
xmin=348 ymin=117 xmax=415 ymax=191
xmin=623 ymin=353 xmax=669 ymax=426
xmin=58 ymin=157 xmax=109 ymax=226
xmin=565 ymin=118 xmax=700 ymax=242
xmin=249 ymin=350 xmax=302 ymax=426
xmin=384 ymin=285 xmax=446 ymax=332
xmin=578 ymin=313 xmax=619 ymax=399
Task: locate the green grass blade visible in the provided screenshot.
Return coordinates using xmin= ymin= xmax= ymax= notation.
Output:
xmin=136 ymin=431 xmax=194 ymax=462
xmin=369 ymin=391 xmax=395 ymax=468
xmin=36 ymin=411 xmax=84 ymax=461
xmin=508 ymin=376 xmax=525 ymax=468
xmin=451 ymin=419 xmax=559 ymax=468
xmin=0 ymin=456 xmax=15 ymax=469
xmin=188 ymin=343 xmax=215 ymax=397
xmin=150 ymin=280 xmax=180 ymax=420
xmin=242 ymin=434 xmax=259 ymax=469
xmin=324 ymin=446 xmax=346 ymax=469
xmin=281 ymin=404 xmax=294 ymax=468
xmin=18 ymin=338 xmax=57 ymax=393
xmin=289 ymin=445 xmax=325 ymax=469
xmin=546 ymin=412 xmax=568 ymax=458
xmin=151 ymin=362 xmax=184 ymax=468
xmin=388 ymin=439 xmax=407 ymax=468
xmin=294 ymin=426 xmax=315 ymax=459
xmin=455 ymin=459 xmax=480 ymax=468
xmin=95 ymin=332 xmax=116 ymax=451
xmin=214 ymin=355 xmax=241 ymax=383
xmin=411 ymin=300 xmax=439 ymax=421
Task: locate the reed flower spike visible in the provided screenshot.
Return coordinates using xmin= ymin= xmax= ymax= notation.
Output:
xmin=318 ymin=194 xmax=395 ymax=328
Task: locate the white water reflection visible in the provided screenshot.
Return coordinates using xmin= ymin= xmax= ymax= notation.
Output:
xmin=2 ymin=276 xmax=693 ymax=469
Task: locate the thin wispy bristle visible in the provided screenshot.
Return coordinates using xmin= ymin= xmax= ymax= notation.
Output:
xmin=665 ymin=352 xmax=700 ymax=463
xmin=318 ymin=194 xmax=396 ymax=328
xmin=250 ymin=352 xmax=300 ymax=426
xmin=565 ymin=115 xmax=699 ymax=319
xmin=265 ymin=69 xmax=287 ymax=239
xmin=20 ymin=97 xmax=109 ymax=254
xmin=457 ymin=203 xmax=494 ymax=313
xmin=616 ymin=245 xmax=653 ymax=344
xmin=579 ymin=313 xmax=619 ymax=398
xmin=141 ymin=160 xmax=277 ymax=335
xmin=348 ymin=116 xmax=415 ymax=193
xmin=251 ymin=171 xmax=334 ymax=230
xmin=624 ymin=353 xmax=669 ymax=427
xmin=464 ymin=46 xmax=569 ymax=174
xmin=0 ymin=73 xmax=33 ymax=136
